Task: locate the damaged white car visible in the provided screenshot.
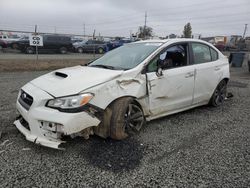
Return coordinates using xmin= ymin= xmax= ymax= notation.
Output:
xmin=14 ymin=39 xmax=230 ymax=149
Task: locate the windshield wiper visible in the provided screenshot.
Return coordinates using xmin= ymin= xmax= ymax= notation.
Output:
xmin=90 ymin=64 xmax=116 ymax=70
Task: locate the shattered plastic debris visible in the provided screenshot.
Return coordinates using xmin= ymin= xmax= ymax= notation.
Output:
xmin=22 ymin=148 xmax=31 ymax=151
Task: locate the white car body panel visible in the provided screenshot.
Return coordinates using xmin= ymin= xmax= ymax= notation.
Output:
xmin=147 ymin=65 xmax=195 ymax=116
xmin=31 ymin=66 xmax=123 ymax=97
xmin=14 ymin=39 xmax=230 ymax=149
xmin=14 ymin=83 xmax=100 ymax=149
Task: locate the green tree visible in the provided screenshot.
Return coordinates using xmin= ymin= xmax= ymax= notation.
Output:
xmin=183 ymin=23 xmax=192 ymax=38
xmin=138 ymin=26 xmax=153 ymax=39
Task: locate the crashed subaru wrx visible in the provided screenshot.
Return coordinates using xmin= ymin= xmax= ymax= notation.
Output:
xmin=14 ymin=39 xmax=230 ymax=149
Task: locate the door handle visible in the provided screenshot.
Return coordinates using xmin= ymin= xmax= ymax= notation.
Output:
xmin=214 ymin=66 xmax=221 ymax=71
xmin=185 ymin=72 xmax=194 ymax=78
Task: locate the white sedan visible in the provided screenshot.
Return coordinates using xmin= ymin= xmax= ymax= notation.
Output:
xmin=14 ymin=39 xmax=230 ymax=149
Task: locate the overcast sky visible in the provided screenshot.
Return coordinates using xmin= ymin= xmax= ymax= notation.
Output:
xmin=0 ymin=0 xmax=249 ymax=38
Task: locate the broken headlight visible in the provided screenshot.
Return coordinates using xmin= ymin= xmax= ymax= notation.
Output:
xmin=46 ymin=93 xmax=94 ymax=112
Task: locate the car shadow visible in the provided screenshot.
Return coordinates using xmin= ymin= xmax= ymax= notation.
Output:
xmin=76 ymin=136 xmax=144 ymax=173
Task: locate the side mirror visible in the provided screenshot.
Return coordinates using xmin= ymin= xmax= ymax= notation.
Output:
xmin=156 ymin=58 xmax=163 ymax=77
xmin=156 ymin=67 xmax=163 ymax=77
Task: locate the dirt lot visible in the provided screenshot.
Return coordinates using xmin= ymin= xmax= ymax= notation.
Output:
xmin=0 ymin=52 xmax=101 ymax=71
xmin=0 ymin=53 xmax=249 ymax=187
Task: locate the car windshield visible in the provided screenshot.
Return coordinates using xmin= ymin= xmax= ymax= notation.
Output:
xmin=89 ymin=42 xmax=162 ymax=70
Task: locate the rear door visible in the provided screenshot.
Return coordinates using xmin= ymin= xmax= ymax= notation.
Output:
xmin=146 ymin=42 xmax=195 ymax=116
xmin=85 ymin=40 xmax=95 ymax=52
xmin=190 ymin=42 xmax=223 ymax=104
xmin=43 ymin=36 xmax=56 ymax=50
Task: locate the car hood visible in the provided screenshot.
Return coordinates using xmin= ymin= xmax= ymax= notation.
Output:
xmin=30 ymin=65 xmax=123 ymax=97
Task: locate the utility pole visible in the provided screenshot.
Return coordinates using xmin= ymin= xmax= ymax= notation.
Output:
xmin=54 ymin=26 xmax=57 ymax=34
xmin=83 ymin=23 xmax=85 ymax=37
xmin=144 ymin=11 xmax=147 ymax=39
xmin=144 ymin=11 xmax=147 ymax=28
xmin=243 ymin=24 xmax=248 ymax=39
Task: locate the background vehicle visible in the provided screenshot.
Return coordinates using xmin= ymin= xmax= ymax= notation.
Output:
xmin=214 ymin=41 xmax=226 ymax=51
xmin=72 ymin=40 xmax=87 ymax=52
xmin=9 ymin=36 xmax=29 ymax=49
xmin=17 ymin=35 xmax=72 ymax=54
xmin=0 ymin=39 xmax=7 ymax=50
xmin=106 ymin=38 xmax=132 ymax=51
xmin=0 ymin=34 xmax=21 ymax=45
xmin=75 ymin=39 xmax=107 ymax=54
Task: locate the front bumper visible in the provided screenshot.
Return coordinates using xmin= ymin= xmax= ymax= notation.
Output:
xmin=14 ymin=83 xmax=101 ymax=149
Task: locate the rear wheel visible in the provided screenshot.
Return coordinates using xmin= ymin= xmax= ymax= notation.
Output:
xmin=98 ymin=47 xmax=104 ymax=54
xmin=210 ymin=80 xmax=227 ymax=107
xmin=26 ymin=47 xmax=34 ymax=54
xmin=110 ymin=97 xmax=145 ymax=140
xmin=60 ymin=47 xmax=67 ymax=54
xmin=12 ymin=43 xmax=18 ymax=49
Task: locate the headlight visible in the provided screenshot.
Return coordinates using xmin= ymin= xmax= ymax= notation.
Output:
xmin=46 ymin=93 xmax=94 ymax=112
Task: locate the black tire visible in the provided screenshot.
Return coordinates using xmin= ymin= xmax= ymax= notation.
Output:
xmin=60 ymin=47 xmax=67 ymax=54
xmin=110 ymin=97 xmax=145 ymax=140
xmin=77 ymin=47 xmax=84 ymax=53
xmin=12 ymin=43 xmax=18 ymax=49
xmin=26 ymin=47 xmax=34 ymax=54
xmin=210 ymin=80 xmax=227 ymax=107
xmin=98 ymin=47 xmax=104 ymax=54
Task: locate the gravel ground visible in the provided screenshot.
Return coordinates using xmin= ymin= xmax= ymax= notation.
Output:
xmin=0 ymin=61 xmax=250 ymax=187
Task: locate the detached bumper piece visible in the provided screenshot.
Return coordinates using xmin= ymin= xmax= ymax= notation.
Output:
xmin=14 ymin=116 xmax=65 ymax=150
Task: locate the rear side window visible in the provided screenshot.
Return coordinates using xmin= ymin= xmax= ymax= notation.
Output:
xmin=191 ymin=43 xmax=211 ymax=64
xmin=210 ymin=47 xmax=218 ymax=61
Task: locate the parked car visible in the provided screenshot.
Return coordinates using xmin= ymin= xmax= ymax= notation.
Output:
xmin=9 ymin=36 xmax=29 ymax=49
xmin=71 ymin=38 xmax=85 ymax=44
xmin=0 ymin=39 xmax=7 ymax=49
xmin=17 ymin=35 xmax=72 ymax=54
xmin=106 ymin=38 xmax=132 ymax=51
xmin=214 ymin=42 xmax=225 ymax=51
xmin=75 ymin=39 xmax=107 ymax=54
xmin=0 ymin=34 xmax=21 ymax=45
xmin=14 ymin=39 xmax=230 ymax=149
xmin=72 ymin=40 xmax=87 ymax=51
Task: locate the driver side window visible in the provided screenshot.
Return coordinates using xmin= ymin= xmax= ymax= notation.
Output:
xmin=147 ymin=43 xmax=189 ymax=73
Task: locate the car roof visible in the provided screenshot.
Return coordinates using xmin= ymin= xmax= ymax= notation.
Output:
xmin=134 ymin=38 xmax=209 ymax=44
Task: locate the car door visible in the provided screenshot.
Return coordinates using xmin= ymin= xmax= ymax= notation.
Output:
xmin=146 ymin=43 xmax=195 ymax=116
xmin=85 ymin=40 xmax=95 ymax=52
xmin=42 ymin=36 xmax=54 ymax=51
xmin=190 ymin=42 xmax=223 ymax=104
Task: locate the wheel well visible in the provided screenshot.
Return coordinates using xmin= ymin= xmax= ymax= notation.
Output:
xmin=222 ymin=78 xmax=229 ymax=84
xmin=106 ymin=96 xmax=143 ymax=112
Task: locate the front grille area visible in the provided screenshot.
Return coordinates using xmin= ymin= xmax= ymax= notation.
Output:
xmin=18 ymin=90 xmax=33 ymax=110
xmin=19 ymin=116 xmax=30 ymax=131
